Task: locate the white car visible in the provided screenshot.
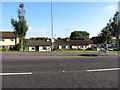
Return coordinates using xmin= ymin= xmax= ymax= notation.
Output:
xmin=108 ymin=47 xmax=118 ymax=51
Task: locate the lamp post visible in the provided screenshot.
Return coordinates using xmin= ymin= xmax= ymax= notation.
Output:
xmin=51 ymin=0 xmax=54 ymax=51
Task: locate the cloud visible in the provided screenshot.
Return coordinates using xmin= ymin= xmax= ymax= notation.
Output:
xmin=26 ymin=26 xmax=50 ymax=38
xmin=104 ymin=4 xmax=117 ymax=13
xmin=28 ymin=26 xmax=32 ymax=30
xmin=64 ymin=28 xmax=71 ymax=31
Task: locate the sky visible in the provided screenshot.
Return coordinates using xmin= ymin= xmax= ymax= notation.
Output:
xmin=1 ymin=1 xmax=118 ymax=38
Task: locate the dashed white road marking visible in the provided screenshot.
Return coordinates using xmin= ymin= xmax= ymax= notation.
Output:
xmin=1 ymin=68 xmax=120 ymax=76
xmin=0 ymin=72 xmax=32 ymax=76
xmin=86 ymin=68 xmax=120 ymax=72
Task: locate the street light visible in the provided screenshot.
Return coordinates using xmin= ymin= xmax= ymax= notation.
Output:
xmin=51 ymin=0 xmax=54 ymax=51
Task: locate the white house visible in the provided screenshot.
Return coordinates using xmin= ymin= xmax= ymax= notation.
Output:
xmin=28 ymin=39 xmax=93 ymax=51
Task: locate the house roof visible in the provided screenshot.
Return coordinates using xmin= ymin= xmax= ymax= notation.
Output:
xmin=54 ymin=40 xmax=70 ymax=45
xmin=91 ymin=36 xmax=102 ymax=44
xmin=28 ymin=40 xmax=52 ymax=46
xmin=0 ymin=32 xmax=16 ymax=38
xmin=28 ymin=40 xmax=93 ymax=46
xmin=69 ymin=40 xmax=93 ymax=45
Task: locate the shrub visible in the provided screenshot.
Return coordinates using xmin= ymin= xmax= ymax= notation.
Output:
xmin=0 ymin=48 xmax=7 ymax=51
xmin=15 ymin=43 xmax=21 ymax=51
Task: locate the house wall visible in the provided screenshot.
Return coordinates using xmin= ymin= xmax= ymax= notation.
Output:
xmin=29 ymin=46 xmax=51 ymax=51
xmin=59 ymin=46 xmax=62 ymax=49
xmin=0 ymin=38 xmax=15 ymax=46
xmin=29 ymin=46 xmax=35 ymax=51
xmin=15 ymin=38 xmax=19 ymax=45
xmin=58 ymin=45 xmax=69 ymax=49
xmin=72 ymin=46 xmax=78 ymax=49
xmin=39 ymin=46 xmax=51 ymax=51
xmin=66 ymin=46 xmax=69 ymax=49
xmin=71 ymin=45 xmax=91 ymax=50
xmin=71 ymin=45 xmax=86 ymax=49
xmin=29 ymin=44 xmax=93 ymax=51
xmin=39 ymin=47 xmax=43 ymax=51
xmin=58 ymin=45 xmax=91 ymax=50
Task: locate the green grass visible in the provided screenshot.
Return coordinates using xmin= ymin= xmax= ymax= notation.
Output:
xmin=53 ymin=50 xmax=99 ymax=53
xmin=54 ymin=50 xmax=120 ymax=53
xmin=1 ymin=50 xmax=120 ymax=53
xmin=107 ymin=51 xmax=120 ymax=53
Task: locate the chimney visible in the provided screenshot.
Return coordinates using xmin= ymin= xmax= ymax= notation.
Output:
xmin=45 ymin=38 xmax=50 ymax=41
xmin=65 ymin=38 xmax=70 ymax=41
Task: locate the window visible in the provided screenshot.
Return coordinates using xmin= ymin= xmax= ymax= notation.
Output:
xmin=10 ymin=39 xmax=14 ymax=41
xmin=32 ymin=47 xmax=35 ymax=50
xmin=0 ymin=46 xmax=2 ymax=49
xmin=62 ymin=46 xmax=66 ymax=49
xmin=0 ymin=38 xmax=4 ymax=41
xmin=0 ymin=46 xmax=4 ymax=49
xmin=43 ymin=46 xmax=47 ymax=50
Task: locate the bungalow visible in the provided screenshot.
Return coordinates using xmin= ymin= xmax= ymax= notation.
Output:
xmin=28 ymin=39 xmax=93 ymax=51
xmin=28 ymin=39 xmax=51 ymax=51
xmin=0 ymin=32 xmax=19 ymax=50
xmin=55 ymin=39 xmax=93 ymax=50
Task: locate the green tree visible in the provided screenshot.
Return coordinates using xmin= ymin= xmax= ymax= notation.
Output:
xmin=107 ymin=11 xmax=120 ymax=49
xmin=70 ymin=31 xmax=90 ymax=40
xmin=36 ymin=37 xmax=46 ymax=40
xmin=57 ymin=37 xmax=63 ymax=40
xmin=23 ymin=39 xmax=29 ymax=51
xmin=11 ymin=4 xmax=28 ymax=51
xmin=108 ymin=12 xmax=120 ymax=37
xmin=29 ymin=37 xmax=46 ymax=40
xmin=29 ymin=37 xmax=36 ymax=40
xmin=98 ymin=26 xmax=113 ymax=44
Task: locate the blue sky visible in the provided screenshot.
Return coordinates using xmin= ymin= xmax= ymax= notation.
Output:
xmin=1 ymin=2 xmax=118 ymax=38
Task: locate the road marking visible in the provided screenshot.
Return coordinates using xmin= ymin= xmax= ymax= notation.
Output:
xmin=86 ymin=68 xmax=120 ymax=72
xmin=0 ymin=72 xmax=32 ymax=76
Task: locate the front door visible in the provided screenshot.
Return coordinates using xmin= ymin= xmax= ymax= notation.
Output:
xmin=35 ymin=46 xmax=39 ymax=51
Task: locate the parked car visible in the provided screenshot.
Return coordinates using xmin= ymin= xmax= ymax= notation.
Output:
xmin=108 ymin=47 xmax=118 ymax=51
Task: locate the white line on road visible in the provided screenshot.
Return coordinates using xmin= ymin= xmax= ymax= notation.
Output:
xmin=1 ymin=68 xmax=120 ymax=76
xmin=86 ymin=68 xmax=120 ymax=72
xmin=0 ymin=72 xmax=32 ymax=76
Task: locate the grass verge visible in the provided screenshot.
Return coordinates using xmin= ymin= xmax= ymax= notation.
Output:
xmin=1 ymin=50 xmax=120 ymax=53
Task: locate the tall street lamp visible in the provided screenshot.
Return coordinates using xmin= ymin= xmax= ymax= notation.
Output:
xmin=51 ymin=0 xmax=54 ymax=51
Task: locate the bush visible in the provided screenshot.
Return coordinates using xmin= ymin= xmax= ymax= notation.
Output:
xmin=85 ymin=48 xmax=92 ymax=50
xmin=0 ymin=48 xmax=7 ymax=51
xmin=15 ymin=43 xmax=21 ymax=51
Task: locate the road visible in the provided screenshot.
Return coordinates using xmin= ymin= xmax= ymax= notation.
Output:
xmin=2 ymin=54 xmax=119 ymax=88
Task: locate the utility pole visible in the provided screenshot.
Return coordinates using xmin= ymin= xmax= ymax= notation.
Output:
xmin=51 ymin=0 xmax=54 ymax=51
xmin=118 ymin=1 xmax=120 ymax=50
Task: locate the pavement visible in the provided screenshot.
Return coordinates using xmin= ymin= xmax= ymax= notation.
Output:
xmin=1 ymin=53 xmax=119 ymax=88
xmin=1 ymin=51 xmax=120 ymax=56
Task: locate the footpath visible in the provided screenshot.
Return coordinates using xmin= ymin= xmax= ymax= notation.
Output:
xmin=1 ymin=52 xmax=119 ymax=56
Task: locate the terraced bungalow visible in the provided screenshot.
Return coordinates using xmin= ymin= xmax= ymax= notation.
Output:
xmin=28 ymin=39 xmax=93 ymax=51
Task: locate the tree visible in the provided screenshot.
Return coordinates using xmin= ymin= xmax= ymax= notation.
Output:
xmin=11 ymin=4 xmax=28 ymax=51
xmin=98 ymin=26 xmax=113 ymax=44
xmin=108 ymin=12 xmax=120 ymax=37
xmin=57 ymin=37 xmax=62 ymax=40
xmin=107 ymin=11 xmax=120 ymax=49
xmin=36 ymin=37 xmax=46 ymax=40
xmin=70 ymin=31 xmax=90 ymax=40
xmin=23 ymin=39 xmax=29 ymax=51
xmin=29 ymin=37 xmax=47 ymax=40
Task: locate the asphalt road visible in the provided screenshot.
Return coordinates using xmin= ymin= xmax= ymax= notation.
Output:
xmin=2 ymin=54 xmax=119 ymax=88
